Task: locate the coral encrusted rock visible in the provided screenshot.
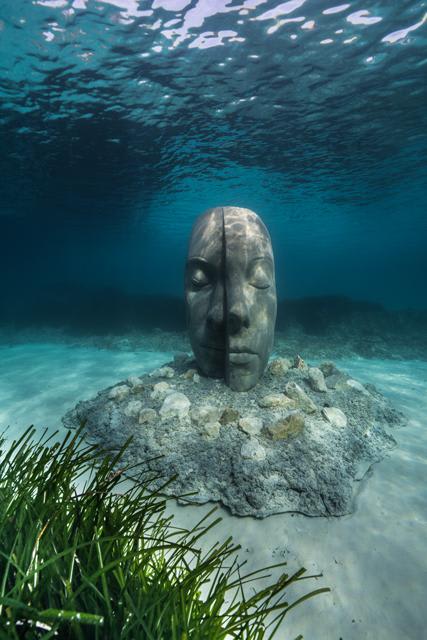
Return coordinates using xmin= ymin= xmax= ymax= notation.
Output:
xmin=63 ymin=356 xmax=405 ymax=518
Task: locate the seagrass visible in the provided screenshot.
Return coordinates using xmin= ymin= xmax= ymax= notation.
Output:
xmin=0 ymin=427 xmax=328 ymax=639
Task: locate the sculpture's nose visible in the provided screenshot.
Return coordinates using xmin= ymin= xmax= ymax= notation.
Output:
xmin=227 ymin=299 xmax=250 ymax=335
xmin=206 ymin=282 xmax=225 ymax=332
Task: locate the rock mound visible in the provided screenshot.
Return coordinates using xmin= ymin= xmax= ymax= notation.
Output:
xmin=63 ymin=355 xmax=404 ymax=517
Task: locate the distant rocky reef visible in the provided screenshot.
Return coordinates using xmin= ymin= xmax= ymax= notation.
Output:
xmin=63 ymin=354 xmax=404 ymax=518
xmin=1 ymin=291 xmax=426 ymax=360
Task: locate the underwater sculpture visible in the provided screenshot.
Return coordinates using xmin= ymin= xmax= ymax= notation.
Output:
xmin=63 ymin=212 xmax=405 ymax=519
xmin=185 ymin=206 xmax=277 ymax=391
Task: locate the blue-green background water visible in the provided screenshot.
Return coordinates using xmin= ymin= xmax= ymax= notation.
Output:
xmin=1 ymin=0 xmax=426 ymax=328
xmin=1 ymin=5 xmax=427 ymax=638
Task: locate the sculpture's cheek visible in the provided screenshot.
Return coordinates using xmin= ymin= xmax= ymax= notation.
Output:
xmin=249 ymin=288 xmax=276 ymax=325
xmin=186 ymin=288 xmax=208 ymax=305
xmin=244 ymin=292 xmax=276 ymax=367
xmin=187 ymin=290 xmax=226 ymax=378
xmin=186 ymin=291 xmax=209 ymax=323
xmin=194 ymin=344 xmax=225 ymax=378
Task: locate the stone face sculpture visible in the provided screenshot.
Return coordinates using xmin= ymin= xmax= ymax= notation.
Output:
xmin=185 ymin=206 xmax=277 ymax=391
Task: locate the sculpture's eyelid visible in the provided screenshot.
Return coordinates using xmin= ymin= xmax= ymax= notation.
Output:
xmin=187 ymin=258 xmax=214 ymax=287
xmin=250 ymin=256 xmax=273 ymax=268
xmin=188 ymin=258 xmax=208 ymax=275
xmin=188 ymin=257 xmax=209 ymax=268
xmin=248 ymin=257 xmax=273 ymax=276
xmin=247 ymin=257 xmax=273 ymax=288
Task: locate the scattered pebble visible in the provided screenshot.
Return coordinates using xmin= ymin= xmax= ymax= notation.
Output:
xmin=322 ymin=407 xmax=348 ymax=428
xmin=347 ymin=379 xmax=369 ymax=394
xmin=285 ymin=382 xmax=317 ymax=413
xmin=293 ymin=354 xmax=306 ymax=369
xmin=220 ymin=406 xmax=240 ymax=424
xmin=240 ymin=439 xmax=266 ymax=461
xmin=268 ymin=357 xmax=291 ymax=376
xmin=149 ymin=366 xmax=175 ymax=379
xmin=108 ymin=385 xmax=130 ymax=401
xmin=191 ymin=404 xmax=222 ymax=426
xmin=307 ymin=367 xmax=328 ymax=392
xmin=151 ymin=381 xmax=171 ymax=400
xmin=267 ymin=412 xmax=305 ymax=440
xmin=181 ymin=369 xmax=201 ymax=383
xmin=203 ymin=421 xmax=221 ymax=439
xmin=325 ymin=373 xmax=347 ymax=390
xmin=239 ymin=416 xmax=263 ymax=436
xmin=127 ymin=376 xmax=144 ymax=391
xmin=181 ymin=368 xmax=198 ymax=380
xmin=124 ymin=400 xmax=143 ymax=418
xmin=159 ymin=392 xmax=191 ymax=421
xmin=138 ymin=408 xmax=157 ymax=424
xmin=258 ymin=393 xmax=295 ymax=409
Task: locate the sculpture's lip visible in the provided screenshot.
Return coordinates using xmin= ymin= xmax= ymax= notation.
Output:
xmin=228 ymin=352 xmax=258 ymax=365
xmin=200 ymin=344 xmax=225 ymax=352
xmin=228 ymin=347 xmax=258 ymax=355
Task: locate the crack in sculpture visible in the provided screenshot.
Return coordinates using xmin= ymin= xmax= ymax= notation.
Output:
xmin=185 ymin=206 xmax=277 ymax=391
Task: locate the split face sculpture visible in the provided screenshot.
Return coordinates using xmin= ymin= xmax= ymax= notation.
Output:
xmin=185 ymin=206 xmax=277 ymax=391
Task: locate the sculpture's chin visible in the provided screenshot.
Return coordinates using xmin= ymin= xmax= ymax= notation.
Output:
xmin=193 ymin=344 xmax=225 ymax=378
xmin=226 ymin=353 xmax=260 ymax=392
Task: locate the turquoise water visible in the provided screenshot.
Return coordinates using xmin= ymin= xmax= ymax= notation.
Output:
xmin=0 ymin=0 xmax=426 ymax=320
xmin=0 ymin=2 xmax=426 ymax=637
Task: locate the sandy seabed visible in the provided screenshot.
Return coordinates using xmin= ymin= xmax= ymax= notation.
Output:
xmin=0 ymin=340 xmax=426 ymax=639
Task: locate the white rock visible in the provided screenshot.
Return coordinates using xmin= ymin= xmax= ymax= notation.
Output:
xmin=159 ymin=392 xmax=191 ymax=421
xmin=240 ymin=439 xmax=266 ymax=461
xmin=181 ymin=368 xmax=196 ymax=379
xmin=127 ymin=376 xmax=144 ymax=391
xmin=307 ymin=367 xmax=328 ymax=392
xmin=322 ymin=407 xmax=348 ymax=428
xmin=149 ymin=366 xmax=175 ymax=379
xmin=284 ymin=382 xmax=317 ymax=413
xmin=124 ymin=400 xmax=143 ymax=418
xmin=258 ymin=394 xmax=295 ymax=409
xmin=325 ymin=373 xmax=346 ymax=390
xmin=108 ymin=385 xmax=130 ymax=401
xmin=293 ymin=354 xmax=306 ymax=369
xmin=268 ymin=358 xmax=291 ymax=376
xmin=150 ymin=381 xmax=171 ymax=400
xmin=138 ymin=408 xmax=158 ymax=424
xmin=267 ymin=412 xmax=305 ymax=440
xmin=181 ymin=368 xmax=201 ymax=383
xmin=239 ymin=416 xmax=263 ymax=436
xmin=346 ymin=379 xmax=369 ymax=394
xmin=190 ymin=404 xmax=222 ymax=426
xmin=203 ymin=421 xmax=221 ymax=439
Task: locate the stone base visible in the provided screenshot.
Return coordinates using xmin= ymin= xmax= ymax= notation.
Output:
xmin=63 ymin=355 xmax=404 ymax=517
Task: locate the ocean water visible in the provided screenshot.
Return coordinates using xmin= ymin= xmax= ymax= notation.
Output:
xmin=1 ymin=0 xmax=427 ymax=638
